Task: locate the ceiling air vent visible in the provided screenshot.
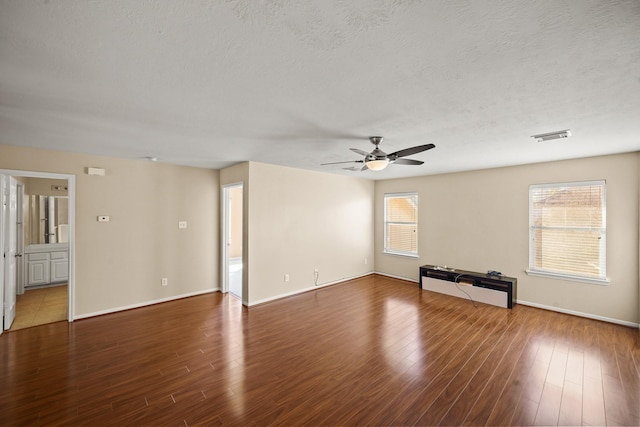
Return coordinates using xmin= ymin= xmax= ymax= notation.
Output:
xmin=531 ymin=129 xmax=571 ymax=142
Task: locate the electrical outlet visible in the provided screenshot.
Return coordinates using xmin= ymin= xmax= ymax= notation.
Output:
xmin=364 ymin=257 xmax=368 ymax=265
xmin=161 ymin=278 xmax=168 ymax=287
xmin=284 ymin=274 xmax=290 ymax=282
xmin=314 ymin=268 xmax=318 ymax=274
xmin=178 ymin=221 xmax=187 ymax=229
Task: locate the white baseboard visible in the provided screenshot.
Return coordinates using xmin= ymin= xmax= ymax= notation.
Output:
xmin=373 ymin=273 xmax=637 ymax=329
xmin=517 ymin=299 xmax=639 ymax=328
xmin=374 ymin=271 xmax=419 ymax=283
xmin=73 ymin=288 xmax=219 ymax=320
xmin=248 ymin=272 xmax=373 ymax=307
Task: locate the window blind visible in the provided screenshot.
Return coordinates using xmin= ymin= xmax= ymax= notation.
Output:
xmin=384 ymin=193 xmax=418 ymax=256
xmin=529 ymin=181 xmax=606 ymax=281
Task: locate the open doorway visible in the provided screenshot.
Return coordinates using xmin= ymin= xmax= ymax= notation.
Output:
xmin=0 ymin=170 xmax=75 ymax=334
xmin=222 ymin=183 xmax=243 ymax=300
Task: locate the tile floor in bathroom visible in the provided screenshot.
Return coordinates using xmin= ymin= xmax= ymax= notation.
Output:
xmin=8 ymin=284 xmax=67 ymax=331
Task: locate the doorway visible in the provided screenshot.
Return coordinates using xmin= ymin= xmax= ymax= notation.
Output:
xmin=0 ymin=170 xmax=75 ymax=335
xmin=222 ymin=183 xmax=243 ymax=300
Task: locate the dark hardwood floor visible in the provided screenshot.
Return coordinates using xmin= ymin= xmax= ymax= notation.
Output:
xmin=1 ymin=274 xmax=638 ymax=426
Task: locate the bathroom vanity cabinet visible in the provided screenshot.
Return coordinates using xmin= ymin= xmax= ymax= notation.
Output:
xmin=25 ymin=243 xmax=69 ymax=287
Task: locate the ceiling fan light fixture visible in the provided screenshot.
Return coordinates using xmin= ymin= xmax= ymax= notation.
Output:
xmin=366 ymin=158 xmax=390 ymax=171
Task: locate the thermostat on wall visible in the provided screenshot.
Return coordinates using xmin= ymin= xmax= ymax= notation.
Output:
xmin=97 ymin=215 xmax=110 ymax=222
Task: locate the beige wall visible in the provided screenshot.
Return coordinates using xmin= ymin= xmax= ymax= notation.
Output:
xmin=3 ymin=144 xmax=636 ymax=325
xmin=236 ymin=162 xmax=375 ymax=305
xmin=24 ymin=177 xmax=68 ymax=196
xmin=1 ymin=144 xmax=219 ymax=317
xmin=375 ymin=153 xmax=639 ymax=325
xmin=220 ymin=161 xmax=374 ymax=305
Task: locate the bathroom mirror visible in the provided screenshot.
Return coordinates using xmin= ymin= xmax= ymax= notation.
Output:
xmin=27 ymin=195 xmax=69 ymax=245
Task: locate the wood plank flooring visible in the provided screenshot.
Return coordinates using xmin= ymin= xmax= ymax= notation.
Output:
xmin=1 ymin=274 xmax=638 ymax=426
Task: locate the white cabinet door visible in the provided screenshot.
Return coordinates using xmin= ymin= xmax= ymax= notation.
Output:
xmin=50 ymin=252 xmax=69 ymax=282
xmin=28 ymin=253 xmax=50 ymax=286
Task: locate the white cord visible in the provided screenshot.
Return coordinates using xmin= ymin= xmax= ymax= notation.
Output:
xmin=314 ymin=270 xmax=320 ymax=286
xmin=454 ymin=274 xmax=478 ymax=308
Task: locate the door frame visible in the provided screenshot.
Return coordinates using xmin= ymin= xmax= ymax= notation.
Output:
xmin=0 ymin=175 xmax=5 ymax=333
xmin=16 ymin=183 xmax=24 ymax=295
xmin=221 ymin=182 xmax=243 ymax=298
xmin=0 ymin=169 xmax=76 ymax=330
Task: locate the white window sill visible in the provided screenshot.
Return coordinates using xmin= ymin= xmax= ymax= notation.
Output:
xmin=383 ymin=250 xmax=419 ymax=259
xmin=525 ymin=269 xmax=609 ymax=285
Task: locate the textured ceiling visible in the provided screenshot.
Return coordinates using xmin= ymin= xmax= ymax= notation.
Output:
xmin=1 ymin=0 xmax=639 ymax=179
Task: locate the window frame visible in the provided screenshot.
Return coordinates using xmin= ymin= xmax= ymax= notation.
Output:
xmin=527 ymin=180 xmax=608 ymax=285
xmin=383 ymin=192 xmax=419 ymax=258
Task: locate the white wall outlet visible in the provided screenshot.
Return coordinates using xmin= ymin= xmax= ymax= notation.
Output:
xmin=178 ymin=221 xmax=187 ymax=229
xmin=314 ymin=269 xmax=318 ymax=274
xmin=98 ymin=215 xmax=109 ymax=222
xmin=284 ymin=274 xmax=290 ymax=282
xmin=161 ymin=277 xmax=168 ymax=286
xmin=364 ymin=257 xmax=368 ymax=265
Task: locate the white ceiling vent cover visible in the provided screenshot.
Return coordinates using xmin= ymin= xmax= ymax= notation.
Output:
xmin=531 ymin=130 xmax=572 ymax=142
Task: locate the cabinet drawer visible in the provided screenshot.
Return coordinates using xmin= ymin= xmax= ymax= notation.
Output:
xmin=51 ymin=251 xmax=68 ymax=260
xmin=28 ymin=253 xmax=49 ymax=261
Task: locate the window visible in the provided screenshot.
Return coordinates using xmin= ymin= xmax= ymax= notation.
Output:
xmin=384 ymin=192 xmax=418 ymax=257
xmin=528 ymin=180 xmax=607 ymax=284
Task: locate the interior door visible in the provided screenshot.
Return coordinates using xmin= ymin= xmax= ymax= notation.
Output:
xmin=3 ymin=176 xmax=17 ymax=330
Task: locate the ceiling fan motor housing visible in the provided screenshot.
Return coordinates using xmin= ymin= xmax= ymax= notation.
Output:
xmin=369 ymin=137 xmax=387 ymax=159
xmin=370 ymin=136 xmax=384 ymax=146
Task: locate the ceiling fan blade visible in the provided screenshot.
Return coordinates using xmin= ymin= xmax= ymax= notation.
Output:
xmin=350 ymin=148 xmax=370 ymax=157
xmin=321 ymin=160 xmax=364 ymax=166
xmin=393 ymin=158 xmax=424 ymax=165
xmin=388 ymin=143 xmax=435 ymax=159
xmin=321 ymin=161 xmax=356 ymax=165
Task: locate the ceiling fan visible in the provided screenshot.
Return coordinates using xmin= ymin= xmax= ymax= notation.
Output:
xmin=321 ymin=136 xmax=436 ymax=171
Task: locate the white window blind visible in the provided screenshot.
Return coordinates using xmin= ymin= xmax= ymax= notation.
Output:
xmin=384 ymin=192 xmax=418 ymax=257
xmin=528 ymin=180 xmax=607 ymax=283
